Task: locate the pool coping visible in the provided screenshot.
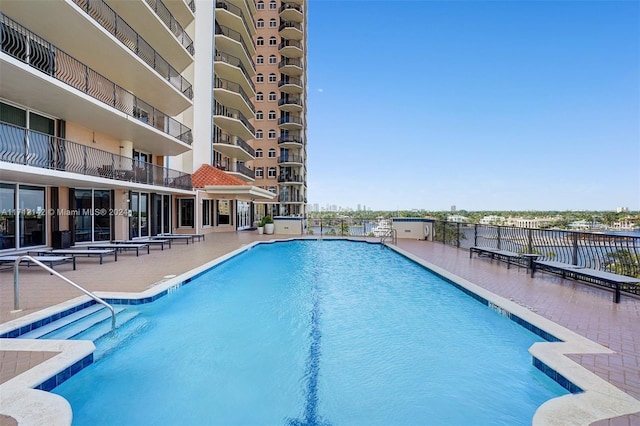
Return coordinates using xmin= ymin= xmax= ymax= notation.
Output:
xmin=1 ymin=238 xmax=639 ymax=425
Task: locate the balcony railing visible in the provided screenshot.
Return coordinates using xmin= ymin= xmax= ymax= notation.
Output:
xmin=215 ymin=0 xmax=255 ymax=37
xmin=278 ymin=116 xmax=303 ymax=126
xmin=277 ymin=154 xmax=304 ymax=164
xmin=278 ymin=194 xmax=305 ymax=203
xmin=0 ymin=14 xmax=193 ymax=145
xmin=279 ymin=3 xmax=303 ymax=14
xmin=278 ymin=58 xmax=303 ymax=69
xmin=212 ymin=133 xmax=255 ymax=157
xmin=143 ymin=0 xmax=195 ymax=55
xmin=215 ymin=22 xmax=253 ymax=65
xmin=71 ymin=0 xmax=193 ymax=99
xmin=278 ymin=77 xmax=303 ymax=88
xmin=234 ymin=162 xmax=255 ymax=179
xmin=214 ymin=49 xmax=255 ymax=92
xmin=278 ymin=39 xmax=303 ymax=51
xmin=277 ymin=175 xmax=303 ymax=183
xmin=277 ymin=135 xmax=303 ymax=145
xmin=279 ymin=21 xmax=303 ymax=33
xmin=213 ymin=101 xmax=255 ymax=134
xmin=186 ymin=0 xmax=195 ymax=13
xmin=432 ymin=221 xmax=640 ymax=282
xmin=214 ymin=77 xmax=256 ymax=113
xmin=0 ymin=122 xmax=193 ymax=190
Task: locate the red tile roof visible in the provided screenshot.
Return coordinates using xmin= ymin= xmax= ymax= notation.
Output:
xmin=191 ymin=164 xmax=249 ymax=188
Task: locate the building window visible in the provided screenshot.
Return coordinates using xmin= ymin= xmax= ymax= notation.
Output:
xmin=256 ymin=130 xmax=263 ymax=139
xmin=257 ymin=18 xmax=264 ymax=27
xmin=256 ymin=73 xmax=264 ymax=83
xmin=256 ymin=148 xmax=263 ymax=158
xmin=217 ymin=200 xmax=231 ymax=225
xmin=268 ymin=73 xmax=277 ymax=83
xmin=269 ymin=1 xmax=276 ymax=9
xmin=256 ymin=111 xmax=263 ymax=120
xmin=268 ymin=186 xmax=276 ymax=193
xmin=268 ymin=92 xmax=277 ymax=101
xmin=256 ymin=37 xmax=264 ymax=46
xmin=268 ymin=167 xmax=277 ymax=178
xmin=269 ymin=36 xmax=277 ymax=46
xmin=268 ymin=129 xmax=276 ymax=139
xmin=0 ymin=183 xmax=47 ymax=249
xmin=179 ymin=198 xmax=195 ymax=228
xmin=256 ymin=167 xmax=264 ymax=178
xmin=268 ymin=110 xmax=276 ymax=120
xmin=268 ymin=55 xmax=277 ymax=64
xmin=269 ymin=18 xmax=277 ymax=27
xmin=256 ymin=55 xmax=264 ymax=64
xmin=256 ymin=92 xmax=263 ymax=101
xmin=257 ymin=1 xmax=264 ymax=9
xmin=268 ymin=148 xmax=276 ymax=158
xmin=202 ymin=199 xmax=213 ymax=226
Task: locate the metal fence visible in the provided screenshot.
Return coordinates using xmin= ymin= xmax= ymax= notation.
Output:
xmin=305 ymin=218 xmax=390 ymax=238
xmin=433 ymin=221 xmax=640 ymax=279
xmin=1 ymin=121 xmax=193 ymax=190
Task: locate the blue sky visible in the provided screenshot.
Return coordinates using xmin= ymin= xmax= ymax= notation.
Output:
xmin=306 ymin=0 xmax=640 ymax=211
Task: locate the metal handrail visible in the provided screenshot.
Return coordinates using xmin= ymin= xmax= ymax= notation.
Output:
xmin=13 ymin=256 xmax=116 ymax=331
xmin=381 ymin=228 xmax=397 ymax=246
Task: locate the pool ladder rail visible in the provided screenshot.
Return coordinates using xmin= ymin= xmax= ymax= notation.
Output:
xmin=11 ymin=255 xmax=116 ymax=332
xmin=380 ymin=228 xmax=397 ymax=245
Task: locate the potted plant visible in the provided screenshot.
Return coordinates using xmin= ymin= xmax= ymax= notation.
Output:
xmin=257 ymin=219 xmax=265 ymax=235
xmin=263 ymin=215 xmax=274 ymax=235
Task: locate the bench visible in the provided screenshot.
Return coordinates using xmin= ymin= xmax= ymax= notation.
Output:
xmin=116 ymin=239 xmax=171 ymax=250
xmin=0 ymin=255 xmax=76 ymax=271
xmin=83 ymin=243 xmax=149 ymax=256
xmin=469 ymin=246 xmax=524 ymax=269
xmin=532 ymin=260 xmax=640 ymax=303
xmin=29 ymin=249 xmax=117 ymax=264
xmin=153 ymin=234 xmax=193 ymax=244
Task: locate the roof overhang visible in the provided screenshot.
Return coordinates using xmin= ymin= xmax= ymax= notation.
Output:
xmin=201 ymin=185 xmax=275 ymax=200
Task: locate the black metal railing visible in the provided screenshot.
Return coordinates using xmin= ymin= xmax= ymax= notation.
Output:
xmin=278 ymin=77 xmax=303 ymax=88
xmin=277 ymin=154 xmax=304 ymax=164
xmin=213 ymin=101 xmax=255 ymax=135
xmin=278 ymin=58 xmax=303 ymax=69
xmin=277 ymin=135 xmax=303 ymax=145
xmin=279 ymin=3 xmax=303 ymax=14
xmin=212 ymin=133 xmax=255 ymax=157
xmin=143 ymin=0 xmax=195 ymax=55
xmin=0 ymin=122 xmax=192 ymax=190
xmin=187 ymin=0 xmax=195 ymax=13
xmin=214 ymin=77 xmax=256 ymax=113
xmin=278 ymin=116 xmax=303 ymax=126
xmin=234 ymin=162 xmax=255 ymax=179
xmin=71 ymin=0 xmax=193 ymax=99
xmin=0 ymin=14 xmax=193 ymax=145
xmin=214 ymin=49 xmax=255 ymax=92
xmin=433 ymin=221 xmax=640 ymax=279
xmin=305 ymin=218 xmax=389 ymax=238
xmin=278 ymin=175 xmax=303 ymax=183
xmin=278 ymin=97 xmax=303 ymax=108
xmin=215 ymin=0 xmax=255 ymax=36
xmin=215 ymin=22 xmax=253 ymax=63
xmin=278 ymin=194 xmax=305 ymax=203
xmin=278 ymin=39 xmax=303 ymax=51
xmin=279 ymin=21 xmax=303 ymax=33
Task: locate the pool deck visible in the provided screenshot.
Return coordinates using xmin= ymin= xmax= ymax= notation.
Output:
xmin=0 ymin=234 xmax=639 ymax=425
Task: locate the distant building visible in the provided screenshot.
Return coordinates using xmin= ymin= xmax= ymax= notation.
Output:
xmin=505 ymin=217 xmax=558 ymax=228
xmin=616 ymin=207 xmax=629 ymax=213
xmin=479 ymin=215 xmax=506 ymax=225
xmin=447 ymin=215 xmax=468 ymax=223
xmin=450 ymin=205 xmax=457 ymax=212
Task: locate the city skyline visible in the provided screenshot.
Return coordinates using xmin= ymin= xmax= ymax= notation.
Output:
xmin=305 ymin=0 xmax=639 ymax=211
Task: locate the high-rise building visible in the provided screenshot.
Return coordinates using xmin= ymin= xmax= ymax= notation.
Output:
xmin=249 ymin=0 xmax=307 ymax=218
xmin=0 ymin=0 xmax=307 ymax=252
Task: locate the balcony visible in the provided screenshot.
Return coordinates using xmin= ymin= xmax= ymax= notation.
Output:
xmin=278 ymin=21 xmax=303 ymax=40
xmin=212 ymin=133 xmax=255 ymax=162
xmin=277 ymin=155 xmax=304 ymax=165
xmin=214 ymin=49 xmax=255 ymax=91
xmin=215 ymin=22 xmax=254 ymax=72
xmin=277 ymin=135 xmax=304 ymax=148
xmin=214 ymin=77 xmax=256 ymax=116
xmin=163 ymin=0 xmax=195 ymax=27
xmin=277 ymin=175 xmax=304 ymax=184
xmin=278 ymin=39 xmax=303 ymax=58
xmin=0 ymin=122 xmax=192 ymax=190
xmin=278 ymin=77 xmax=303 ymax=95
xmin=0 ymin=15 xmax=192 ymax=155
xmin=213 ymin=101 xmax=255 ymax=142
xmin=106 ymin=0 xmax=194 ymax=71
xmin=278 ymin=115 xmax=304 ymax=130
xmin=278 ymin=97 xmax=303 ymax=113
xmin=279 ymin=3 xmax=303 ymax=22
xmin=278 ymin=194 xmax=305 ymax=203
xmin=228 ymin=162 xmax=255 ymax=182
xmin=215 ymin=0 xmax=256 ymax=39
xmin=278 ymin=58 xmax=303 ymax=76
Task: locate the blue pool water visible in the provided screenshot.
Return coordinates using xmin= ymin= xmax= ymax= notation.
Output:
xmin=53 ymin=240 xmax=567 ymax=425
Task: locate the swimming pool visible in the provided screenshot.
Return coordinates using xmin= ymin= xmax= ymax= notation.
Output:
xmin=45 ymin=240 xmax=572 ymax=425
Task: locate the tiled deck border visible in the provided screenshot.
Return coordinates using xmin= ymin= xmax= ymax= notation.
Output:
xmin=1 ymin=237 xmax=639 ymax=425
